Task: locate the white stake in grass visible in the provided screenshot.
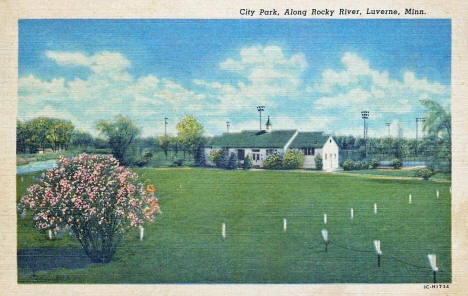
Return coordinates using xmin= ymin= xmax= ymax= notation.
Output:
xmin=48 ymin=229 xmax=53 ymax=240
xmin=427 ymin=254 xmax=439 ymax=283
xmin=373 ymin=240 xmax=382 ymax=267
xmin=409 ymin=194 xmax=412 ymax=204
xmin=283 ymin=218 xmax=287 ymax=232
xmin=139 ymin=225 xmax=144 ymax=241
xmin=436 ymin=190 xmax=439 ymax=199
xmin=222 ymin=223 xmax=226 ymax=239
xmin=323 ymin=214 xmax=327 ymax=224
xmin=350 ymin=208 xmax=354 ymax=219
xmin=321 ymin=229 xmax=329 ymax=252
xmin=374 ymin=203 xmax=378 ymax=214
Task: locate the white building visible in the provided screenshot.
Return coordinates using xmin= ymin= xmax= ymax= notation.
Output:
xmin=204 ymin=124 xmax=340 ymax=171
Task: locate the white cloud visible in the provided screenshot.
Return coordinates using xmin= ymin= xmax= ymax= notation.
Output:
xmin=45 ymin=51 xmax=91 ymax=67
xmin=312 ymin=52 xmax=450 ymax=120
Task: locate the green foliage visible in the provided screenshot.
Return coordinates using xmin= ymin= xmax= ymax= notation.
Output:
xmin=96 ymin=115 xmax=140 ymax=165
xmin=194 ymin=143 xmax=206 ymax=167
xmin=176 ymin=116 xmax=205 ymax=156
xmin=370 ymin=159 xmax=379 ymax=169
xmin=415 ymin=168 xmax=434 ymax=180
xmin=243 ymin=155 xmax=252 ymax=170
xmin=71 ymin=130 xmax=93 ymax=149
xmin=390 ymin=158 xmax=402 ymax=169
xmin=314 ymin=154 xmax=323 ymax=170
xmin=421 ymin=99 xmax=451 ymax=139
xmin=263 ymin=152 xmax=283 ymax=170
xmin=216 ymin=149 xmax=229 ymax=169
xmin=157 ymin=135 xmax=173 ymax=160
xmin=282 ymin=150 xmax=305 ymax=169
xmin=227 ymin=152 xmax=238 ymax=170
xmin=210 ymin=150 xmax=223 ymax=166
xmin=343 ymin=159 xmax=356 ymax=171
xmin=357 ymin=160 xmax=369 ymax=170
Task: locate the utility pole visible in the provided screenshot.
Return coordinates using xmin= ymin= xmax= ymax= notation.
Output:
xmin=164 ymin=117 xmax=168 ymax=136
xmin=257 ymin=106 xmax=265 ymax=131
xmin=226 ymin=120 xmax=230 ymax=133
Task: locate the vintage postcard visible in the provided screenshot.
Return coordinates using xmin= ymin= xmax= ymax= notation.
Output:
xmin=1 ymin=0 xmax=467 ymax=295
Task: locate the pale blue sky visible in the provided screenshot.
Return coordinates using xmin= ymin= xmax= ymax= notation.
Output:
xmin=18 ymin=19 xmax=451 ymax=138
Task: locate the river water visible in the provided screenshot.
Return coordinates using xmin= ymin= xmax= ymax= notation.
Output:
xmin=16 ymin=159 xmax=58 ymax=175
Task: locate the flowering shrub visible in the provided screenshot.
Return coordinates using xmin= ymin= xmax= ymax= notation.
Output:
xmin=282 ymin=150 xmax=305 ymax=169
xmin=19 ymin=154 xmax=160 ymax=263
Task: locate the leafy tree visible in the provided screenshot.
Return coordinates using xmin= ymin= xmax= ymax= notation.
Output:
xmin=25 ymin=117 xmax=54 ymax=152
xmin=47 ymin=119 xmax=74 ymax=151
xmin=217 ymin=149 xmax=229 ymax=169
xmin=71 ymin=130 xmax=94 ymax=149
xmin=243 ymin=155 xmax=252 ymax=170
xmin=194 ymin=143 xmax=206 ymax=167
xmin=176 ymin=116 xmax=204 ymax=157
xmin=96 ymin=115 xmax=140 ymax=164
xmin=282 ymin=149 xmax=305 ymax=169
xmin=421 ymin=99 xmax=451 ymax=139
xmin=16 ymin=120 xmax=28 ymax=153
xmin=227 ymin=152 xmax=238 ymax=170
xmin=158 ymin=135 xmax=173 ymax=160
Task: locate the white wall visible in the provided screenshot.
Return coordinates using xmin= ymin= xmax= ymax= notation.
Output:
xmin=322 ymin=137 xmax=339 ymax=171
xmin=301 ymin=148 xmax=323 ymax=169
xmin=204 ymin=147 xmax=283 ymax=168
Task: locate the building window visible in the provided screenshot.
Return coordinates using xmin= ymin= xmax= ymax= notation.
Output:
xmin=237 ymin=149 xmax=245 ymax=160
xmin=334 ymin=153 xmax=336 ymax=159
xmin=266 ymin=148 xmax=274 ymax=156
xmin=302 ymin=148 xmax=315 ymax=156
xmin=252 ymin=149 xmax=260 ymax=152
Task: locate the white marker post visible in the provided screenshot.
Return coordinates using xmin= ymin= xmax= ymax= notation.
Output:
xmin=21 ymin=176 xmax=24 ymax=183
xmin=350 ymin=208 xmax=354 ymax=219
xmin=321 ymin=229 xmax=329 ymax=252
xmin=323 ymin=214 xmax=327 ymax=225
xmin=373 ymin=240 xmax=382 ymax=267
xmin=48 ymin=229 xmax=53 ymax=240
xmin=427 ymin=254 xmax=438 ymax=283
xmin=409 ymin=194 xmax=412 ymax=204
xmin=436 ymin=190 xmax=439 ymax=199
xmin=139 ymin=225 xmax=144 ymax=241
xmin=374 ymin=203 xmax=378 ymax=214
xmin=283 ymin=218 xmax=287 ymax=232
xmin=222 ymin=223 xmax=226 ymax=239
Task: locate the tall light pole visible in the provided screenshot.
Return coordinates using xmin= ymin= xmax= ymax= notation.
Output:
xmin=385 ymin=122 xmax=391 ymax=137
xmin=361 ymin=111 xmax=369 ymax=140
xmin=361 ymin=111 xmax=369 ymax=158
xmin=164 ymin=117 xmax=168 ymax=136
xmin=226 ymin=120 xmax=230 ymax=133
xmin=257 ymin=106 xmax=265 ymax=131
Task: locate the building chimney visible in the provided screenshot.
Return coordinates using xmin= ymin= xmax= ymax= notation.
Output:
xmin=266 ymin=116 xmax=272 ymax=132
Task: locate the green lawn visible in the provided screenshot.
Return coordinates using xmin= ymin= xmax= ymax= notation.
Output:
xmin=17 ymin=168 xmax=451 ymax=283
